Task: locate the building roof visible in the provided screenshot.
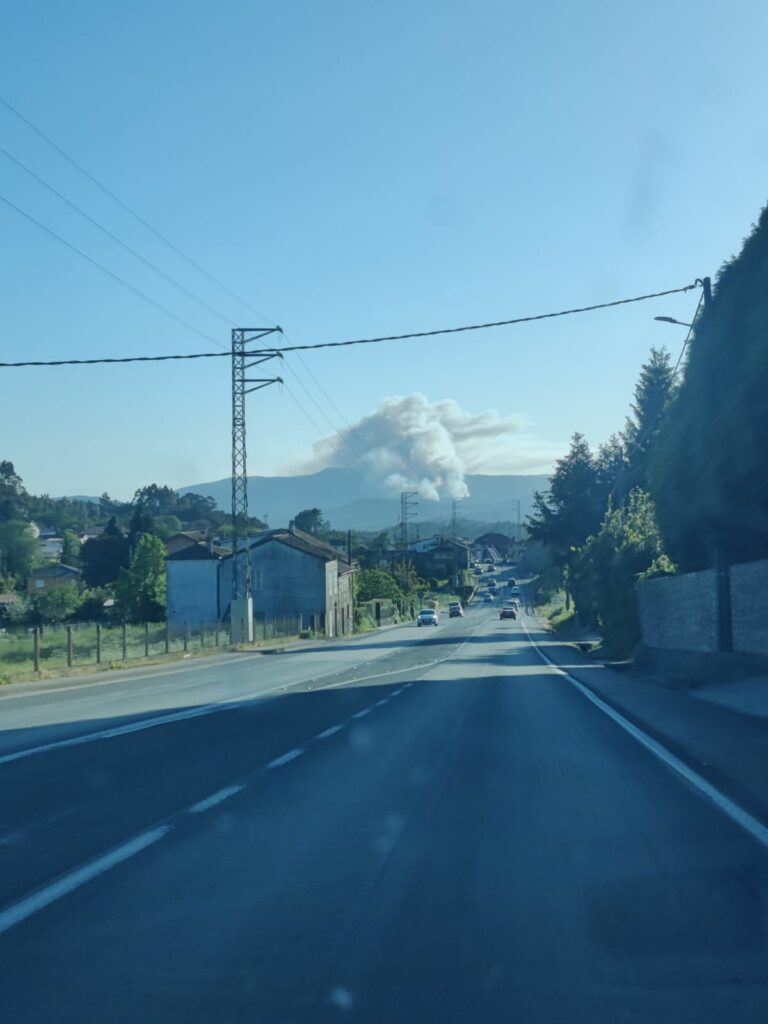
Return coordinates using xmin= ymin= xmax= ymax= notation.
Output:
xmin=0 ymin=592 xmax=21 ymax=605
xmin=28 ymin=564 xmax=80 ymax=578
xmin=166 ymin=540 xmax=229 ymax=561
xmin=246 ymin=527 xmax=354 ymax=572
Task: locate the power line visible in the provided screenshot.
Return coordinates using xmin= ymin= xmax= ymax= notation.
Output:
xmin=0 ymin=144 xmax=236 ymax=327
xmin=280 ymin=380 xmax=351 ymax=469
xmin=0 ymin=193 xmax=220 ymax=346
xmin=673 ymin=291 xmax=704 ymax=376
xmin=0 ymin=282 xmax=701 ymax=368
xmin=0 ymin=91 xmax=276 ymax=327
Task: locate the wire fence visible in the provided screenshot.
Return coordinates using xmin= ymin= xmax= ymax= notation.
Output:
xmin=0 ymin=616 xmax=305 ymax=682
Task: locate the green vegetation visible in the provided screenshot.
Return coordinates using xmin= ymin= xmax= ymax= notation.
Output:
xmin=528 ymin=348 xmax=678 ymax=655
xmin=652 ymin=208 xmax=768 ymax=569
xmin=528 ymin=205 xmax=768 ymax=655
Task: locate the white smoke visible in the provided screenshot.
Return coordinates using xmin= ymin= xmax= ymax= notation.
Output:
xmin=305 ymin=393 xmax=533 ymax=501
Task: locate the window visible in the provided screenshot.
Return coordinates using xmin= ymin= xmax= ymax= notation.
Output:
xmin=253 ymin=569 xmax=263 ymax=592
xmin=35 ymin=579 xmax=44 ymax=589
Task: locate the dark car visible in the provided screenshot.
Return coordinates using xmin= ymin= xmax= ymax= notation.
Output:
xmin=448 ymin=602 xmax=464 ymax=618
xmin=499 ymin=606 xmax=517 ymax=620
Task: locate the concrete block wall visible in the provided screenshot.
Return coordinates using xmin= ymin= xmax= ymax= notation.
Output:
xmin=637 ymin=569 xmax=719 ymax=653
xmin=730 ymin=559 xmax=768 ymax=657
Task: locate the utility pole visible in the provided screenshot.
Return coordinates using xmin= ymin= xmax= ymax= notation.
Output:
xmin=398 ymin=491 xmax=418 ymax=589
xmin=399 ymin=491 xmax=418 ymax=551
xmin=510 ymin=498 xmax=522 ymax=541
xmin=230 ymin=327 xmax=283 ymax=643
xmin=451 ymin=499 xmax=460 ymax=545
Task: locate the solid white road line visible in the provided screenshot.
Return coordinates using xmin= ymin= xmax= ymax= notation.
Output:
xmin=317 ymin=724 xmax=345 ymax=739
xmin=525 ymin=625 xmax=768 ymax=851
xmin=0 ymin=826 xmax=171 ymax=937
xmin=266 ymin=748 xmax=304 ymax=770
xmin=188 ymin=785 xmax=244 ymax=814
xmin=0 ymin=704 xmax=228 ymax=767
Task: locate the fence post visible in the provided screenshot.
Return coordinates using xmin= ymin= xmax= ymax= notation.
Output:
xmin=164 ymin=623 xmax=170 ymax=654
xmin=200 ymin=626 xmax=205 ymax=649
xmin=96 ymin=623 xmax=101 ymax=665
xmin=184 ymin=625 xmax=189 ymax=653
xmin=215 ymin=621 xmax=220 ymax=647
xmin=121 ymin=622 xmax=127 ymax=661
xmin=67 ymin=625 xmax=73 ymax=668
xmin=33 ymin=626 xmax=40 ymax=672
xmin=144 ymin=622 xmax=149 ymax=657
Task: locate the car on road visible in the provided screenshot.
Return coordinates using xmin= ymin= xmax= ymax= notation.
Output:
xmin=510 ymin=598 xmax=520 ymax=610
xmin=482 ymin=592 xmax=495 ymax=602
xmin=488 ymin=580 xmax=497 ymax=590
xmin=508 ymin=577 xmax=517 ymax=587
xmin=416 ymin=608 xmax=439 ymax=627
xmin=448 ymin=602 xmax=464 ymax=618
xmin=510 ymin=586 xmax=522 ymax=596
xmin=499 ymin=605 xmax=517 ymax=620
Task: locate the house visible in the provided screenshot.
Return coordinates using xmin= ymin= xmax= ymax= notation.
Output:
xmin=165 ymin=530 xmax=210 ymax=556
xmin=39 ymin=536 xmax=64 ymax=559
xmin=474 ymin=531 xmax=514 ymax=556
xmin=166 ymin=526 xmax=355 ymax=637
xmin=26 ymin=564 xmax=80 ymax=596
xmin=79 ymin=526 xmax=106 ymax=543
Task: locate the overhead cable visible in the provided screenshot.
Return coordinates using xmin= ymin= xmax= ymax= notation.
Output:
xmin=0 ymin=282 xmax=701 ymax=368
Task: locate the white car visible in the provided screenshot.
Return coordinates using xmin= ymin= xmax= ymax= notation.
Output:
xmin=417 ymin=608 xmax=439 ymax=627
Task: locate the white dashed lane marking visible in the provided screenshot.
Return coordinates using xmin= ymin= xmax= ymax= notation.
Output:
xmin=266 ymin=748 xmax=304 ymax=770
xmin=317 ymin=724 xmax=345 ymax=739
xmin=188 ymin=785 xmax=244 ymax=814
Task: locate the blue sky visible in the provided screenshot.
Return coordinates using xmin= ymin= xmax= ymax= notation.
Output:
xmin=1 ymin=0 xmax=766 ymax=500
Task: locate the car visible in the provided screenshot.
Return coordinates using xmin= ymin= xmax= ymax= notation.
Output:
xmin=488 ymin=580 xmax=497 ymax=590
xmin=448 ymin=602 xmax=464 ymax=618
xmin=417 ymin=608 xmax=439 ymax=627
xmin=499 ymin=606 xmax=517 ymax=620
xmin=473 ymin=567 xmax=483 ymax=576
xmin=508 ymin=577 xmax=517 ymax=587
xmin=510 ymin=586 xmax=522 ymax=596
xmin=510 ymin=598 xmax=520 ymax=610
xmin=482 ymin=592 xmax=495 ymax=602
xmin=484 ymin=565 xmax=494 ymax=573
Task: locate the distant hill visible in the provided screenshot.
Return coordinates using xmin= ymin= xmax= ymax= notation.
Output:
xmin=178 ymin=468 xmax=550 ymax=531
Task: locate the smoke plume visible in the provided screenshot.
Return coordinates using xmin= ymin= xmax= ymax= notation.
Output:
xmin=305 ymin=393 xmax=536 ymax=501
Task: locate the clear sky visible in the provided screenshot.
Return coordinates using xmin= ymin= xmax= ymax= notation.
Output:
xmin=1 ymin=0 xmax=766 ymax=500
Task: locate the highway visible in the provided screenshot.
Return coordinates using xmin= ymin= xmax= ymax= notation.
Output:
xmin=0 ymin=573 xmax=766 ymax=1022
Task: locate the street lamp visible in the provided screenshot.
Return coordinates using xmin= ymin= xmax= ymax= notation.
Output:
xmin=654 ymin=316 xmax=692 ymax=327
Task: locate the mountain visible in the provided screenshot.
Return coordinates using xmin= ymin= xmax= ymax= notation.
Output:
xmin=178 ymin=468 xmax=550 ymax=531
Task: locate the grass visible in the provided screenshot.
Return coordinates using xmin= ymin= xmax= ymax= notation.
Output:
xmin=0 ymin=622 xmax=225 ymax=684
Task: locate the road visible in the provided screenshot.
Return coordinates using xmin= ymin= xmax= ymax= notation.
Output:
xmin=0 ymin=573 xmax=766 ymax=1022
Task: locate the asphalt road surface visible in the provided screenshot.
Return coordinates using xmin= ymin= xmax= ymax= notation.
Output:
xmin=1 ymin=577 xmax=766 ymax=1022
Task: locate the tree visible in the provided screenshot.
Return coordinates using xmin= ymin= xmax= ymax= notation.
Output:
xmin=115 ymin=533 xmax=167 ymax=622
xmin=526 ymin=433 xmax=603 ymax=565
xmin=355 ymin=568 xmax=404 ymax=604
xmin=128 ymin=504 xmax=154 ymax=548
xmin=0 ymin=461 xmax=26 ymax=519
xmin=61 ymin=529 xmax=82 ymax=567
xmin=621 ymin=347 xmax=677 ymax=495
xmin=81 ymin=518 xmax=130 ymax=587
xmin=294 ymin=508 xmax=328 ymax=536
xmin=32 ymin=585 xmax=81 ymax=623
xmin=153 ymin=515 xmax=183 ymax=540
xmin=652 ymin=206 xmax=768 ymax=568
xmin=569 ymin=490 xmax=674 ymax=655
xmin=0 ymin=520 xmax=39 ymax=579
xmin=132 ymin=484 xmax=178 ymax=516
xmin=73 ymin=587 xmax=112 ymax=622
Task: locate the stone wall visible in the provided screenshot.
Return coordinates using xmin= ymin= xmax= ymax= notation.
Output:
xmin=730 ymin=559 xmax=768 ymax=657
xmin=637 ymin=569 xmax=719 ymax=653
